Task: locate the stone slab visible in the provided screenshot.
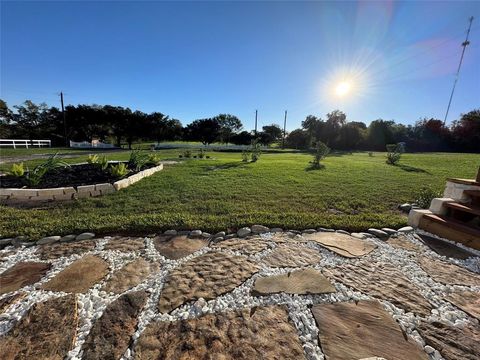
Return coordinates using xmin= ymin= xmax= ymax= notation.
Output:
xmin=0 ymin=295 xmax=78 ymax=359
xmin=0 ymin=261 xmax=51 ymax=295
xmin=417 ymin=233 xmax=476 ymax=260
xmin=212 ymin=238 xmax=269 ymax=255
xmin=262 ymin=243 xmax=322 ymax=268
xmin=0 ymin=292 xmax=25 ymax=314
xmin=134 ymin=305 xmax=304 ymax=359
xmin=154 ymin=235 xmax=209 ymax=260
xmin=445 ymin=290 xmax=480 ymax=320
xmin=303 ymin=232 xmax=376 ymax=258
xmin=82 ymin=291 xmax=148 ymax=360
xmin=312 ymin=300 xmax=428 ymax=360
xmin=104 ymin=237 xmax=145 ymax=252
xmin=102 ymin=258 xmax=160 ymax=294
xmin=387 ymin=234 xmax=423 ymax=252
xmin=42 ymin=255 xmax=109 ymax=293
xmin=323 ymin=261 xmax=432 ymax=316
xmin=39 ymin=239 xmax=96 ymax=260
xmin=417 ymin=320 xmax=480 ymax=360
xmin=417 ymin=256 xmax=479 ymax=287
xmin=252 ymin=268 xmax=336 ymax=296
xmin=158 ymin=251 xmax=259 ymax=313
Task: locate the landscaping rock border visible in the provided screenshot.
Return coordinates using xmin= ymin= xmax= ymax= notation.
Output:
xmin=0 ymin=164 xmax=163 ymax=203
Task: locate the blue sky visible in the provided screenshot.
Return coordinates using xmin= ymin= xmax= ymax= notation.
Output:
xmin=1 ymin=1 xmax=479 ymax=130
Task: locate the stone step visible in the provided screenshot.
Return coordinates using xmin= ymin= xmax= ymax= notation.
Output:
xmin=418 ymin=214 xmax=480 ymax=251
xmin=445 ymin=202 xmax=480 ymax=217
xmin=464 ymin=190 xmax=480 ymax=198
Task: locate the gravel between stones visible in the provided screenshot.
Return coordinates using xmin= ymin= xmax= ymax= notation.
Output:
xmin=0 ymin=230 xmax=478 ymax=360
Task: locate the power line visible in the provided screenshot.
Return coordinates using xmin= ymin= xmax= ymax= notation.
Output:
xmin=443 ymin=16 xmax=474 ymax=125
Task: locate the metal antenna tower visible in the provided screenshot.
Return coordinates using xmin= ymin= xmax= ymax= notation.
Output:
xmin=443 ymin=16 xmax=474 ymax=125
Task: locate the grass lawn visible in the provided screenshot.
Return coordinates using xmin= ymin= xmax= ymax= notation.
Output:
xmin=1 ymin=150 xmax=478 ymax=239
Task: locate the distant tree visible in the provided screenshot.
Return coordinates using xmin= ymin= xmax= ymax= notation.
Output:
xmin=337 ymin=122 xmax=365 ymax=150
xmin=11 ymin=100 xmax=49 ymax=141
xmin=215 ymin=114 xmax=243 ymax=143
xmin=302 ymin=115 xmax=323 ymax=146
xmin=367 ymin=119 xmax=396 ymax=151
xmin=125 ymin=110 xmax=148 ymax=149
xmin=285 ymin=129 xmax=309 ymax=149
xmin=230 ymin=130 xmax=253 ymax=145
xmin=259 ymin=124 xmax=283 ymax=145
xmin=323 ymin=110 xmax=346 ymax=147
xmin=103 ymin=105 xmax=129 ymax=147
xmin=184 ymin=118 xmax=221 ymax=145
xmin=0 ymin=99 xmax=13 ymax=138
xmin=451 ymin=109 xmax=480 ymax=153
xmin=148 ymin=112 xmax=182 ymax=144
xmin=409 ymin=118 xmax=452 ymax=151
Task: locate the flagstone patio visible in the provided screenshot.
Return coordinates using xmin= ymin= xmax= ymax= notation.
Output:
xmin=0 ymin=230 xmax=479 ymax=360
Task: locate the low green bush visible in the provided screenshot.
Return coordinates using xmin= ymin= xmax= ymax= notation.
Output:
xmin=87 ymin=154 xmax=99 ymax=164
xmin=415 ymin=187 xmax=442 ymax=209
xmin=25 ymin=153 xmax=70 ymax=186
xmin=128 ymin=150 xmax=149 ymax=171
xmin=109 ymin=163 xmax=129 ymax=178
xmin=311 ymin=141 xmax=330 ymax=168
xmin=386 ymin=143 xmax=404 ymax=165
xmin=9 ymin=163 xmax=25 ymax=177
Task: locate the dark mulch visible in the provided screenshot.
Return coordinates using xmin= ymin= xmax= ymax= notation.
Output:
xmin=0 ymin=163 xmax=153 ymax=189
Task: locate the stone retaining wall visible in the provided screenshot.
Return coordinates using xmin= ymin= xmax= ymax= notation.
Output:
xmin=0 ymin=164 xmax=163 ymax=202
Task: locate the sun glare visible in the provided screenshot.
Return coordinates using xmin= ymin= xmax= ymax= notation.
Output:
xmin=335 ymin=81 xmax=351 ymax=97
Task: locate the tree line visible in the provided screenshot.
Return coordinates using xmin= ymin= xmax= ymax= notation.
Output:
xmin=0 ymin=99 xmax=478 ymax=152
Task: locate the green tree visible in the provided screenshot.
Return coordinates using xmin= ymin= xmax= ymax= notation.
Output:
xmin=215 ymin=114 xmax=243 ymax=144
xmin=259 ymin=124 xmax=283 ymax=145
xmin=184 ymin=118 xmax=221 ymax=145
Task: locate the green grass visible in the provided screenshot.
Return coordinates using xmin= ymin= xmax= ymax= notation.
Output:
xmin=1 ymin=151 xmax=478 ymax=239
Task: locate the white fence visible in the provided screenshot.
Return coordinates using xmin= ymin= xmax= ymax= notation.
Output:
xmin=69 ymin=140 xmax=115 ymax=149
xmin=0 ymin=139 xmax=51 ymax=148
xmin=154 ymin=142 xmax=265 ymax=151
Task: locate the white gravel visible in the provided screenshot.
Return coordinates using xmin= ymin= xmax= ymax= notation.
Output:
xmin=0 ymin=230 xmax=478 ymax=360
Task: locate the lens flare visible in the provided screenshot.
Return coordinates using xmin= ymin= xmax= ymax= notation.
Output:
xmin=335 ymin=81 xmax=351 ymax=96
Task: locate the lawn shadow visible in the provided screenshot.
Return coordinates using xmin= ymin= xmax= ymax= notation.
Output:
xmin=204 ymin=162 xmax=250 ymax=172
xmin=396 ymin=164 xmax=431 ymax=174
xmin=305 ymin=163 xmax=326 ymax=171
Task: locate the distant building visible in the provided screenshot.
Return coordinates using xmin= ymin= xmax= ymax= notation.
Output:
xmin=69 ymin=139 xmax=115 ymax=149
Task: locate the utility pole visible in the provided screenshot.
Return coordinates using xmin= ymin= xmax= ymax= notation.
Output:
xmin=254 ymin=110 xmax=258 ymax=136
xmin=443 ymin=16 xmax=474 ymax=125
xmin=60 ymin=91 xmax=67 ymax=147
xmin=282 ymin=110 xmax=287 ymax=149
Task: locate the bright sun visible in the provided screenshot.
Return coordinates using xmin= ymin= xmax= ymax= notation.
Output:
xmin=335 ymin=81 xmax=351 ymax=97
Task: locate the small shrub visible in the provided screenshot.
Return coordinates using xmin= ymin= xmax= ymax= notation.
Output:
xmin=241 ymin=150 xmax=250 ymax=162
xmin=182 ymin=150 xmax=192 ymax=158
xmin=193 ymin=155 xmax=197 ymax=158
xmin=198 ymin=149 xmax=206 ymax=159
xmin=311 ymin=141 xmax=330 ymax=168
xmin=415 ymin=187 xmax=442 ymax=209
xmin=128 ymin=150 xmax=150 ymax=171
xmin=10 ymin=163 xmax=25 ymax=177
xmin=98 ymin=155 xmax=109 ymax=171
xmin=206 ymin=155 xmax=210 ymax=159
xmin=87 ymin=154 xmax=99 ymax=164
xmin=368 ymin=152 xmax=373 ymax=157
xmin=386 ymin=143 xmax=404 ymax=165
xmin=147 ymin=153 xmax=161 ymax=166
xmin=250 ymin=139 xmax=262 ymax=162
xmin=179 ymin=154 xmax=183 ymax=158
xmin=109 ymin=163 xmax=129 ymax=178
xmin=25 ymin=153 xmax=70 ymax=186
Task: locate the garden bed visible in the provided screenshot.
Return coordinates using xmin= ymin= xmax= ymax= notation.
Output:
xmin=0 ymin=163 xmax=164 ymax=202
xmin=0 ymin=163 xmax=152 ymax=189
